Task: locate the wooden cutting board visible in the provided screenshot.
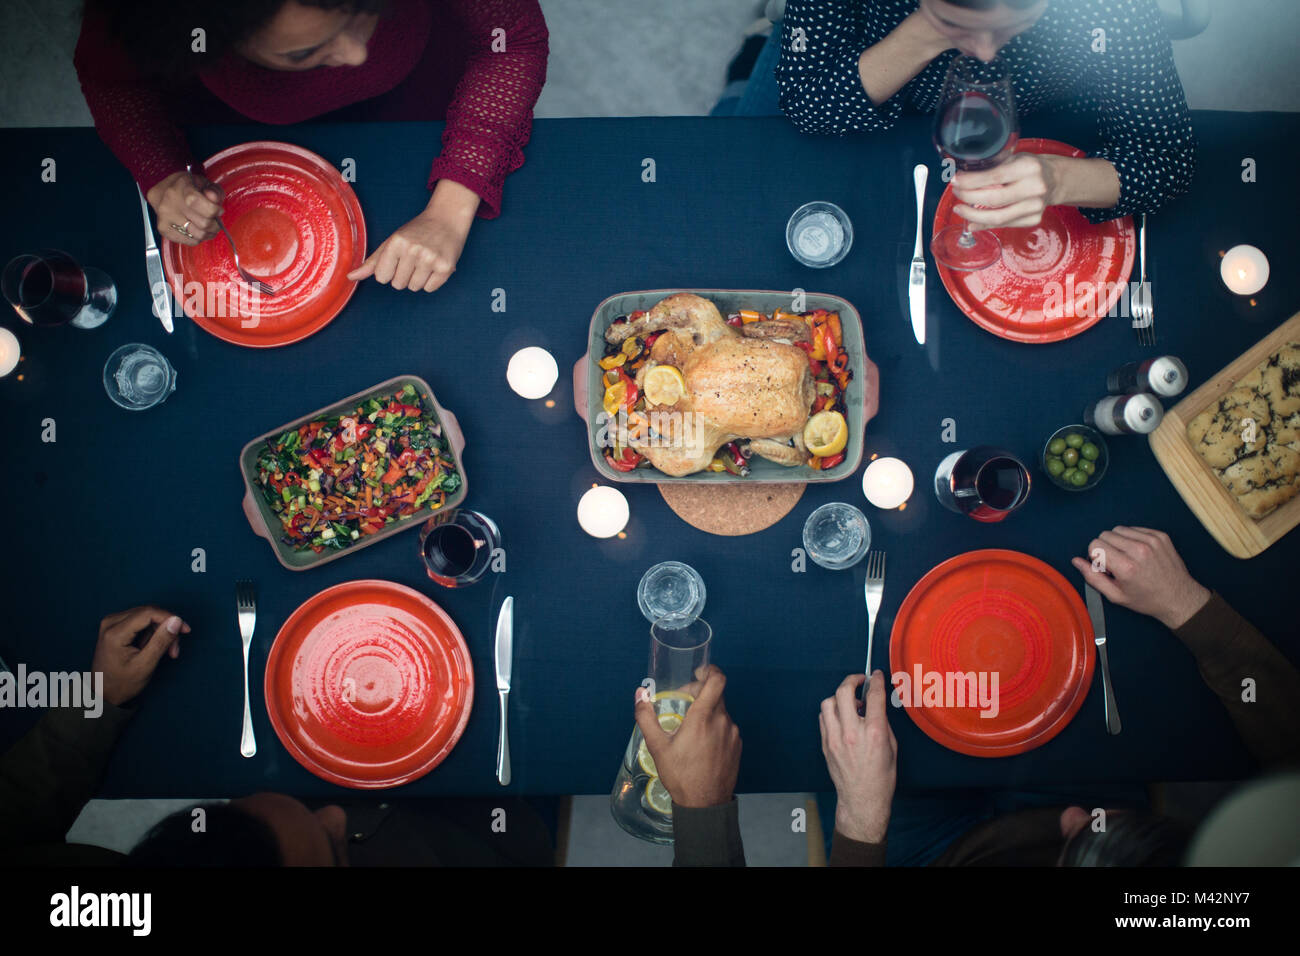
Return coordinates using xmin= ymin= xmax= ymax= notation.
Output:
xmin=1148 ymin=310 xmax=1300 ymax=558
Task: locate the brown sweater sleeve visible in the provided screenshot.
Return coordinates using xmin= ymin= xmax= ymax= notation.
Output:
xmin=671 ymin=800 xmax=746 ymax=866
xmin=1172 ymin=592 xmax=1300 ymax=769
xmin=0 ymin=704 xmax=133 ymax=849
xmin=829 ymin=829 xmax=887 ymax=866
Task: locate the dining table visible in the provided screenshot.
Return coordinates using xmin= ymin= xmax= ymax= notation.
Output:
xmin=0 ymin=108 xmax=1296 ymax=800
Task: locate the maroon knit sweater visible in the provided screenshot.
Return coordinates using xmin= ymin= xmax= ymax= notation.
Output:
xmin=73 ymin=0 xmax=549 ymax=218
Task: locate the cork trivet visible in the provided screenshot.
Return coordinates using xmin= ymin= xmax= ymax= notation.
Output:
xmin=658 ymin=482 xmax=805 ymax=536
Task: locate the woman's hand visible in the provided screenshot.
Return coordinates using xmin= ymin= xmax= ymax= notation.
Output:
xmin=952 ymin=152 xmax=1058 ymax=230
xmin=954 ymin=154 xmax=1123 ymax=230
xmin=146 ymin=170 xmax=224 ymax=246
xmin=348 ymin=179 xmax=480 ymax=292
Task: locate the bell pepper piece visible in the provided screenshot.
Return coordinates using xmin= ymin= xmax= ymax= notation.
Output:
xmin=605 ymin=447 xmax=642 ymax=472
xmin=617 ymin=367 xmax=639 ymax=410
xmin=809 ymin=329 xmax=827 ymax=361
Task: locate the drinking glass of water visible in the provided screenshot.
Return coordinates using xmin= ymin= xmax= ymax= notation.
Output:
xmin=802 ymin=502 xmax=871 ymax=570
xmin=637 ymin=561 xmax=706 ymax=626
xmin=786 ymin=201 xmax=853 ymax=268
xmin=103 ymin=344 xmax=176 ymax=411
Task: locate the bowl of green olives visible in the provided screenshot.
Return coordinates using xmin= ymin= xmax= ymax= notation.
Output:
xmin=1042 ymin=425 xmax=1108 ymax=491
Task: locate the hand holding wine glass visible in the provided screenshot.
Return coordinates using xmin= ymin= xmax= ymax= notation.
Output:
xmin=931 ymin=55 xmax=1019 ymax=271
xmin=953 ymin=151 xmax=1060 ymax=231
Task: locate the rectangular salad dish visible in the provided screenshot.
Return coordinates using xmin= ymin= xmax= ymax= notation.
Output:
xmin=239 ymin=375 xmax=467 ymax=570
xmin=572 ymin=289 xmax=879 ymax=484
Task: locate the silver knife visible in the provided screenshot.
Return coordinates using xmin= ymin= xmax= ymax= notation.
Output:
xmin=909 ymin=163 xmax=928 ymax=345
xmin=137 ymin=185 xmax=174 ymax=333
xmin=495 ymin=595 xmax=513 ymax=785
xmin=1085 ymin=585 xmax=1122 ymax=735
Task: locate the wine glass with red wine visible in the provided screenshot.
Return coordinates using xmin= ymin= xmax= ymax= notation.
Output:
xmin=931 ymin=56 xmax=1019 ymax=271
xmin=1 ymin=250 xmax=116 ymax=329
xmin=420 ymin=510 xmax=501 ymax=587
xmin=934 ymin=446 xmax=1031 ymax=523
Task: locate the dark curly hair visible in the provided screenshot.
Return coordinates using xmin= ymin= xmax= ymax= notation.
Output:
xmin=1060 ymin=811 xmax=1191 ymax=867
xmin=127 ymin=802 xmax=282 ymax=867
xmin=86 ymin=0 xmax=390 ymax=79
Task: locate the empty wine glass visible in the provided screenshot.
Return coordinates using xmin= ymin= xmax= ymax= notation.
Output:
xmin=931 ymin=56 xmax=1019 ymax=271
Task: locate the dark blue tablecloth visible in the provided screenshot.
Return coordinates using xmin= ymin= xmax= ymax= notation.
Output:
xmin=0 ymin=110 xmax=1297 ymax=798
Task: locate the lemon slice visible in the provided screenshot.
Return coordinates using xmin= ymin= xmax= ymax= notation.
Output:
xmin=635 ymin=710 xmax=684 ymax=776
xmin=653 ymin=690 xmax=694 ymax=706
xmin=644 ymin=365 xmax=686 ymax=407
xmin=644 ymin=776 xmax=673 ymax=817
xmin=602 ymin=380 xmax=628 ymax=416
xmin=804 ymin=410 xmax=847 ymax=457
xmin=657 ymin=711 xmax=683 ymax=734
xmin=636 ymin=740 xmax=658 ymax=776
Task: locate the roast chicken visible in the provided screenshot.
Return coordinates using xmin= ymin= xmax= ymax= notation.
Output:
xmin=604 ymin=293 xmax=816 ymax=476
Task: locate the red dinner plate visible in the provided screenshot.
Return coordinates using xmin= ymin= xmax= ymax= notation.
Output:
xmin=889 ymin=549 xmax=1094 ymax=757
xmin=264 ymin=580 xmax=473 ymax=789
xmin=934 ymin=138 xmax=1135 ymax=343
xmin=162 ymin=141 xmax=366 ymax=347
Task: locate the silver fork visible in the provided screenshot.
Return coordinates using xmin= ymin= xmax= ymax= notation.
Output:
xmin=1132 ymin=213 xmax=1154 ymax=346
xmin=236 ymin=580 xmax=257 ymax=758
xmin=185 ymin=165 xmax=278 ymax=296
xmin=864 ymin=551 xmax=886 ymax=678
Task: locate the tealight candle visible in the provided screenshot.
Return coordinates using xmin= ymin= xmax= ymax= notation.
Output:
xmin=506 ymin=346 xmax=558 ymax=399
xmin=1220 ymin=245 xmax=1269 ymax=296
xmin=577 ymin=485 xmax=629 ymax=538
xmin=862 ymin=456 xmax=914 ymax=509
xmin=0 ymin=327 xmax=19 ymax=377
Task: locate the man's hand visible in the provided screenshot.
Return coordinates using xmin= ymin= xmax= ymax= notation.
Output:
xmin=1072 ymin=526 xmax=1212 ymax=630
xmin=347 ymin=179 xmax=478 ymax=292
xmin=634 ymin=665 xmax=741 ymax=809
xmin=952 ymin=152 xmax=1058 ymax=231
xmin=820 ymin=670 xmax=896 ymax=844
xmin=145 ymin=170 xmax=224 ymax=246
xmin=91 ymin=607 xmax=191 ymax=707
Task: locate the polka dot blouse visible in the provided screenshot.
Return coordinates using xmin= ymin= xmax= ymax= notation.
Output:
xmin=775 ymin=0 xmax=1196 ymax=222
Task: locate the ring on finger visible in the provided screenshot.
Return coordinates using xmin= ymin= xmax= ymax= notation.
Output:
xmin=171 ymin=221 xmax=195 ymax=240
